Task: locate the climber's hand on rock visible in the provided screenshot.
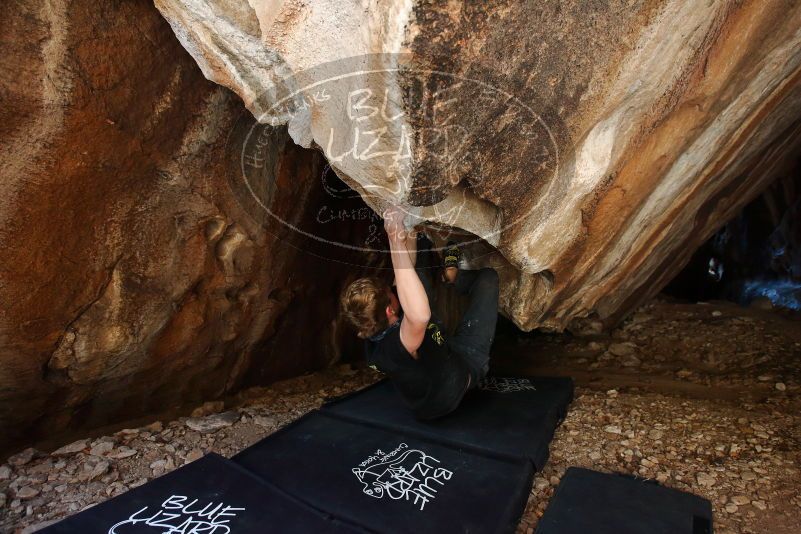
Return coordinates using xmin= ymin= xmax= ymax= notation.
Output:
xmin=383 ymin=205 xmax=408 ymax=241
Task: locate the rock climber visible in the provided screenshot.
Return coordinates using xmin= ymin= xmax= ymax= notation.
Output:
xmin=339 ymin=205 xmax=500 ymax=419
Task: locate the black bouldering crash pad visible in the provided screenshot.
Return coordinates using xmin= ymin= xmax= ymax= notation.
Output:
xmin=233 ymin=410 xmax=534 ymax=534
xmin=321 ymin=376 xmax=573 ymax=468
xmin=536 ymin=467 xmax=713 ymax=534
xmin=42 ymin=453 xmax=362 ymax=533
xmin=43 ymin=375 xmax=572 ymax=533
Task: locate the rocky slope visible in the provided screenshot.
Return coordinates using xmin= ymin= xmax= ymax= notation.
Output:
xmin=155 ymin=0 xmax=801 ymax=330
xmin=0 ymin=0 xmax=381 ymax=455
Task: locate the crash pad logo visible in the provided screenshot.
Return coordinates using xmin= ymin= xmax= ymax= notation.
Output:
xmin=352 ymin=442 xmax=453 ymax=511
xmin=478 ymin=377 xmax=537 ymax=393
xmin=108 ymin=495 xmax=245 ymax=534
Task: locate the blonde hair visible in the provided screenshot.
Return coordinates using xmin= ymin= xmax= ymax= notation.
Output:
xmin=340 ymin=277 xmax=392 ymax=339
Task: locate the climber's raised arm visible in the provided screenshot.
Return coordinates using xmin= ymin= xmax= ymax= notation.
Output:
xmin=383 ymin=206 xmax=430 ymax=355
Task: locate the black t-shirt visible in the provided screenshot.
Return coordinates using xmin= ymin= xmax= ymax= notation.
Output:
xmin=365 ymin=317 xmax=471 ymax=420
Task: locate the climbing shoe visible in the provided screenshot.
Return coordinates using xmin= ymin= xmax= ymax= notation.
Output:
xmin=443 ymin=241 xmax=461 ymax=269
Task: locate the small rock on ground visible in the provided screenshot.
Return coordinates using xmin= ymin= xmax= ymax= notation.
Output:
xmin=185 ymin=412 xmax=240 ymax=433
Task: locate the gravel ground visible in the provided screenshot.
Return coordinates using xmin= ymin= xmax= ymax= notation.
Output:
xmin=507 ymin=298 xmax=801 ymax=534
xmin=518 ymin=389 xmax=801 ymax=533
xmin=1 ymin=298 xmax=799 ymax=533
xmin=0 ymin=367 xmax=381 ymax=533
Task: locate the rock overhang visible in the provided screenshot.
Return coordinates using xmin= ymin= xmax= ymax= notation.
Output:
xmin=154 ymin=0 xmax=801 ymax=331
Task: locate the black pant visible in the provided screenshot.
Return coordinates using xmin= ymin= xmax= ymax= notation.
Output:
xmin=414 ymin=237 xmax=499 ymax=384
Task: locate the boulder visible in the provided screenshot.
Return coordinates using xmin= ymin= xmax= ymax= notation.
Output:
xmin=154 ymin=0 xmax=801 ymax=332
xmin=7 ymin=448 xmax=37 ymax=467
xmin=51 ymin=440 xmax=89 ymax=457
xmin=0 ymin=0 xmax=382 ymax=456
xmin=185 ymin=411 xmax=240 ymax=433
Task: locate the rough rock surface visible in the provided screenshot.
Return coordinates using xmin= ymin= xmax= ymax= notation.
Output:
xmin=0 ymin=0 xmax=381 ymax=455
xmin=155 ymin=0 xmax=801 ymax=331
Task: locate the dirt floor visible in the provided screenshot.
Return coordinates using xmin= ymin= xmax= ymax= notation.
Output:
xmin=1 ymin=297 xmax=799 ymax=533
xmin=498 ymin=297 xmax=801 ymax=534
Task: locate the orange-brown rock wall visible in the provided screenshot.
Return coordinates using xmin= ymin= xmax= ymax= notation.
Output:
xmin=0 ymin=0 xmax=380 ymax=454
